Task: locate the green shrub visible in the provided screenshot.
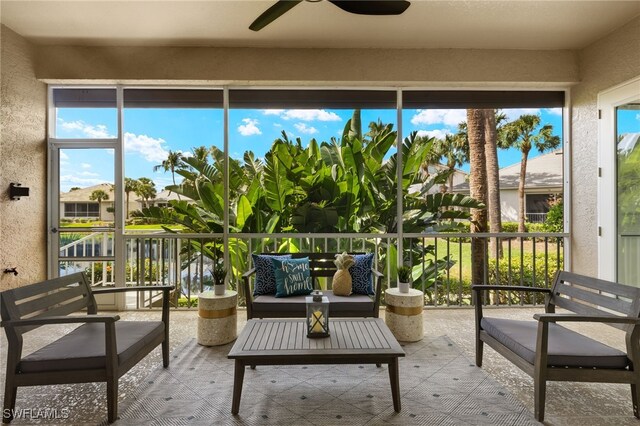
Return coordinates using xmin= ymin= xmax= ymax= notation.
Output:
xmin=423 ymin=278 xmax=473 ymax=306
xmin=527 ymin=223 xmax=545 ymax=233
xmin=501 ymin=222 xmax=519 ymax=233
xmin=177 ymin=297 xmax=198 ymax=308
xmin=487 ymin=252 xmax=563 ymax=304
xmin=544 ymin=199 xmax=564 ymax=233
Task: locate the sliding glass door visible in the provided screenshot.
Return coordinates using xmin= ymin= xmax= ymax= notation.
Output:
xmin=617 ymin=101 xmax=640 ymax=286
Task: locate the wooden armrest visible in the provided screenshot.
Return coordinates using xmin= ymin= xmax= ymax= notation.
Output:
xmin=533 ymin=313 xmax=640 ymax=325
xmin=472 ymin=285 xmax=551 ymax=293
xmin=92 ymin=285 xmax=174 ymax=294
xmin=1 ymin=314 xmax=120 ymax=328
xmin=242 ymin=268 xmax=256 ymax=279
xmin=371 ymin=269 xmax=383 ymax=278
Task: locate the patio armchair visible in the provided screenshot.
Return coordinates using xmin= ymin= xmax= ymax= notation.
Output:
xmin=473 ymin=271 xmax=640 ymax=422
xmin=0 ymin=272 xmax=173 ymax=424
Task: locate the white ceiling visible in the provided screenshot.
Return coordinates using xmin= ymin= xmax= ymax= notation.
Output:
xmin=1 ymin=0 xmax=639 ymax=50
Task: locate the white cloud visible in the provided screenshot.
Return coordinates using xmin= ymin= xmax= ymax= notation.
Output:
xmin=78 ymin=171 xmax=100 ymax=177
xmin=59 ymin=119 xmax=113 ymax=138
xmin=263 ymin=109 xmax=341 ymax=122
xmin=411 ymin=109 xmax=466 ymax=127
xmin=263 ymin=109 xmax=284 ymax=115
xmin=416 ymin=128 xmax=451 ymax=139
xmin=60 ymin=175 xmax=104 ymax=187
xmin=60 ymin=151 xmax=69 ymax=160
xmin=81 ymin=163 xmax=92 ymax=169
xmin=502 ymin=108 xmax=541 ymax=121
xmin=545 ymin=108 xmax=562 ymax=116
xmin=124 ymin=132 xmax=169 ymax=163
xmin=273 ymin=123 xmax=282 ymax=127
xmin=294 ymin=123 xmax=318 ymax=135
xmin=238 ymin=118 xmax=262 ymax=136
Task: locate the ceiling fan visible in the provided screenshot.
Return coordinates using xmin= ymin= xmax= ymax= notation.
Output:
xmin=250 ymin=0 xmax=411 ymax=32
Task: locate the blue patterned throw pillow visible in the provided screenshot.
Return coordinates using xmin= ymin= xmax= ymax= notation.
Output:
xmin=272 ymin=257 xmax=314 ymax=298
xmin=252 ymin=254 xmax=292 ymax=296
xmin=350 ymin=253 xmax=375 ymax=295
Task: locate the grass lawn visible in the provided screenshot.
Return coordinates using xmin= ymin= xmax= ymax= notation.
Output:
xmin=430 ymin=238 xmax=563 ymax=285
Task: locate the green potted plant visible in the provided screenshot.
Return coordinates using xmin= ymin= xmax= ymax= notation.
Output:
xmin=397 ymin=265 xmax=412 ymax=293
xmin=212 ymin=262 xmax=227 ymax=296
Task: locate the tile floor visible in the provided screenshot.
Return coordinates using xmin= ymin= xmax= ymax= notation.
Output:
xmin=0 ymin=307 xmax=637 ymax=425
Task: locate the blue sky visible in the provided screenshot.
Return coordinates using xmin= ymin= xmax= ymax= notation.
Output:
xmin=54 ymin=105 xmax=578 ymax=192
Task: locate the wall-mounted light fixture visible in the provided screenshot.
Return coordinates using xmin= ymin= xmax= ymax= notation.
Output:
xmin=9 ymin=183 xmax=29 ymax=200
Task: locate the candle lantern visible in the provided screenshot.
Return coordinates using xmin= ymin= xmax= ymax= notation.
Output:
xmin=306 ymin=290 xmax=330 ymax=338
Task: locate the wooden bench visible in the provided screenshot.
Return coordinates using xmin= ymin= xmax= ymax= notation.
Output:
xmin=473 ymin=271 xmax=640 ymax=422
xmin=0 ymin=272 xmax=173 ymax=424
xmin=243 ymin=253 xmax=383 ymax=320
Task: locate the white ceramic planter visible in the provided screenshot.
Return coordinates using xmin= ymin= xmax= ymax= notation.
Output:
xmin=398 ymin=281 xmax=410 ymax=293
xmin=214 ymin=284 xmax=226 ymax=296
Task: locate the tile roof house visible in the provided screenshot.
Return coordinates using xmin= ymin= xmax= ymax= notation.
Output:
xmin=453 ymin=150 xmax=563 ymax=223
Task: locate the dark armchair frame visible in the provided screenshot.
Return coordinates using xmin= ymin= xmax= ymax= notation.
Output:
xmin=1 ymin=272 xmax=173 ymax=423
xmin=473 ymin=271 xmax=640 ymax=421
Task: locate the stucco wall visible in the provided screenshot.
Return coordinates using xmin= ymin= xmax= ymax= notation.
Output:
xmin=0 ymin=26 xmax=47 ymax=290
xmin=571 ymin=16 xmax=640 ymax=277
xmin=500 ymin=189 xmax=519 ymax=223
xmin=33 ymin=45 xmax=578 ymax=85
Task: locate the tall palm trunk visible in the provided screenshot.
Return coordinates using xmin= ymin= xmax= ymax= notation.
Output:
xmin=170 ymin=166 xmax=181 ymax=201
xmin=467 ymin=109 xmax=488 ymax=287
xmin=484 ymin=110 xmax=502 ymax=259
xmin=125 ymin=191 xmax=130 ymax=219
xmin=518 ymin=149 xmax=530 ymax=233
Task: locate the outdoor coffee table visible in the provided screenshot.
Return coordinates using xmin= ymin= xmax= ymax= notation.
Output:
xmin=228 ymin=318 xmax=405 ymax=414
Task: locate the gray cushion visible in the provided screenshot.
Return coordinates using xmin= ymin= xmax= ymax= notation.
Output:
xmin=19 ymin=321 xmax=164 ymax=373
xmin=253 ymin=290 xmax=374 ymax=317
xmin=481 ymin=317 xmax=629 ymax=369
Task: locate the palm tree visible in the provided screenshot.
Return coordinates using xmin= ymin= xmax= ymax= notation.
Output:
xmin=499 ymin=114 xmax=561 ymax=232
xmin=467 ymin=109 xmax=488 ymax=286
xmin=484 ymin=110 xmax=502 ymax=258
xmin=89 ymin=189 xmax=109 ymax=221
xmin=436 ymin=133 xmax=468 ymax=191
xmin=124 ymin=177 xmax=138 ymax=219
xmin=192 ymin=146 xmax=210 ymax=164
xmin=135 ymin=177 xmax=157 ymax=208
xmin=154 ymin=150 xmax=184 ymax=200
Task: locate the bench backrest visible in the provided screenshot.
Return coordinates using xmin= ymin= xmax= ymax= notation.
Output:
xmin=0 ymin=272 xmax=96 ymax=336
xmin=259 ymin=252 xmax=366 ymax=278
xmin=550 ymin=270 xmax=640 ymax=332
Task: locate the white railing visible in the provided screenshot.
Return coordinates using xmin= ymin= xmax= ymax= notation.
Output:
xmin=525 ymin=212 xmax=547 ymax=223
xmin=118 ymin=231 xmax=567 ymax=309
xmin=59 ymin=230 xmax=114 ymax=286
xmin=57 ymin=230 xmax=567 ymax=307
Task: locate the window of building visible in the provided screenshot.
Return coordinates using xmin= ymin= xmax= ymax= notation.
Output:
xmin=64 ymin=202 xmax=100 ymax=218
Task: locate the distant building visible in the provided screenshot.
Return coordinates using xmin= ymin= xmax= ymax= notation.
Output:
xmin=453 ymin=150 xmax=563 ymax=223
xmin=60 ymin=184 xmax=191 ymax=221
xmin=422 ymin=164 xmax=468 ymax=194
xmin=60 ymin=183 xmax=116 ymax=221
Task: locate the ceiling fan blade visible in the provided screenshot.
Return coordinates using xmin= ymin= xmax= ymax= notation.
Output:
xmin=250 ymin=0 xmax=304 ymax=31
xmin=329 ymin=0 xmax=410 ymax=15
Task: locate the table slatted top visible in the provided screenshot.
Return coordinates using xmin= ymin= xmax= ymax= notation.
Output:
xmin=228 ymin=318 xmax=404 ymax=359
